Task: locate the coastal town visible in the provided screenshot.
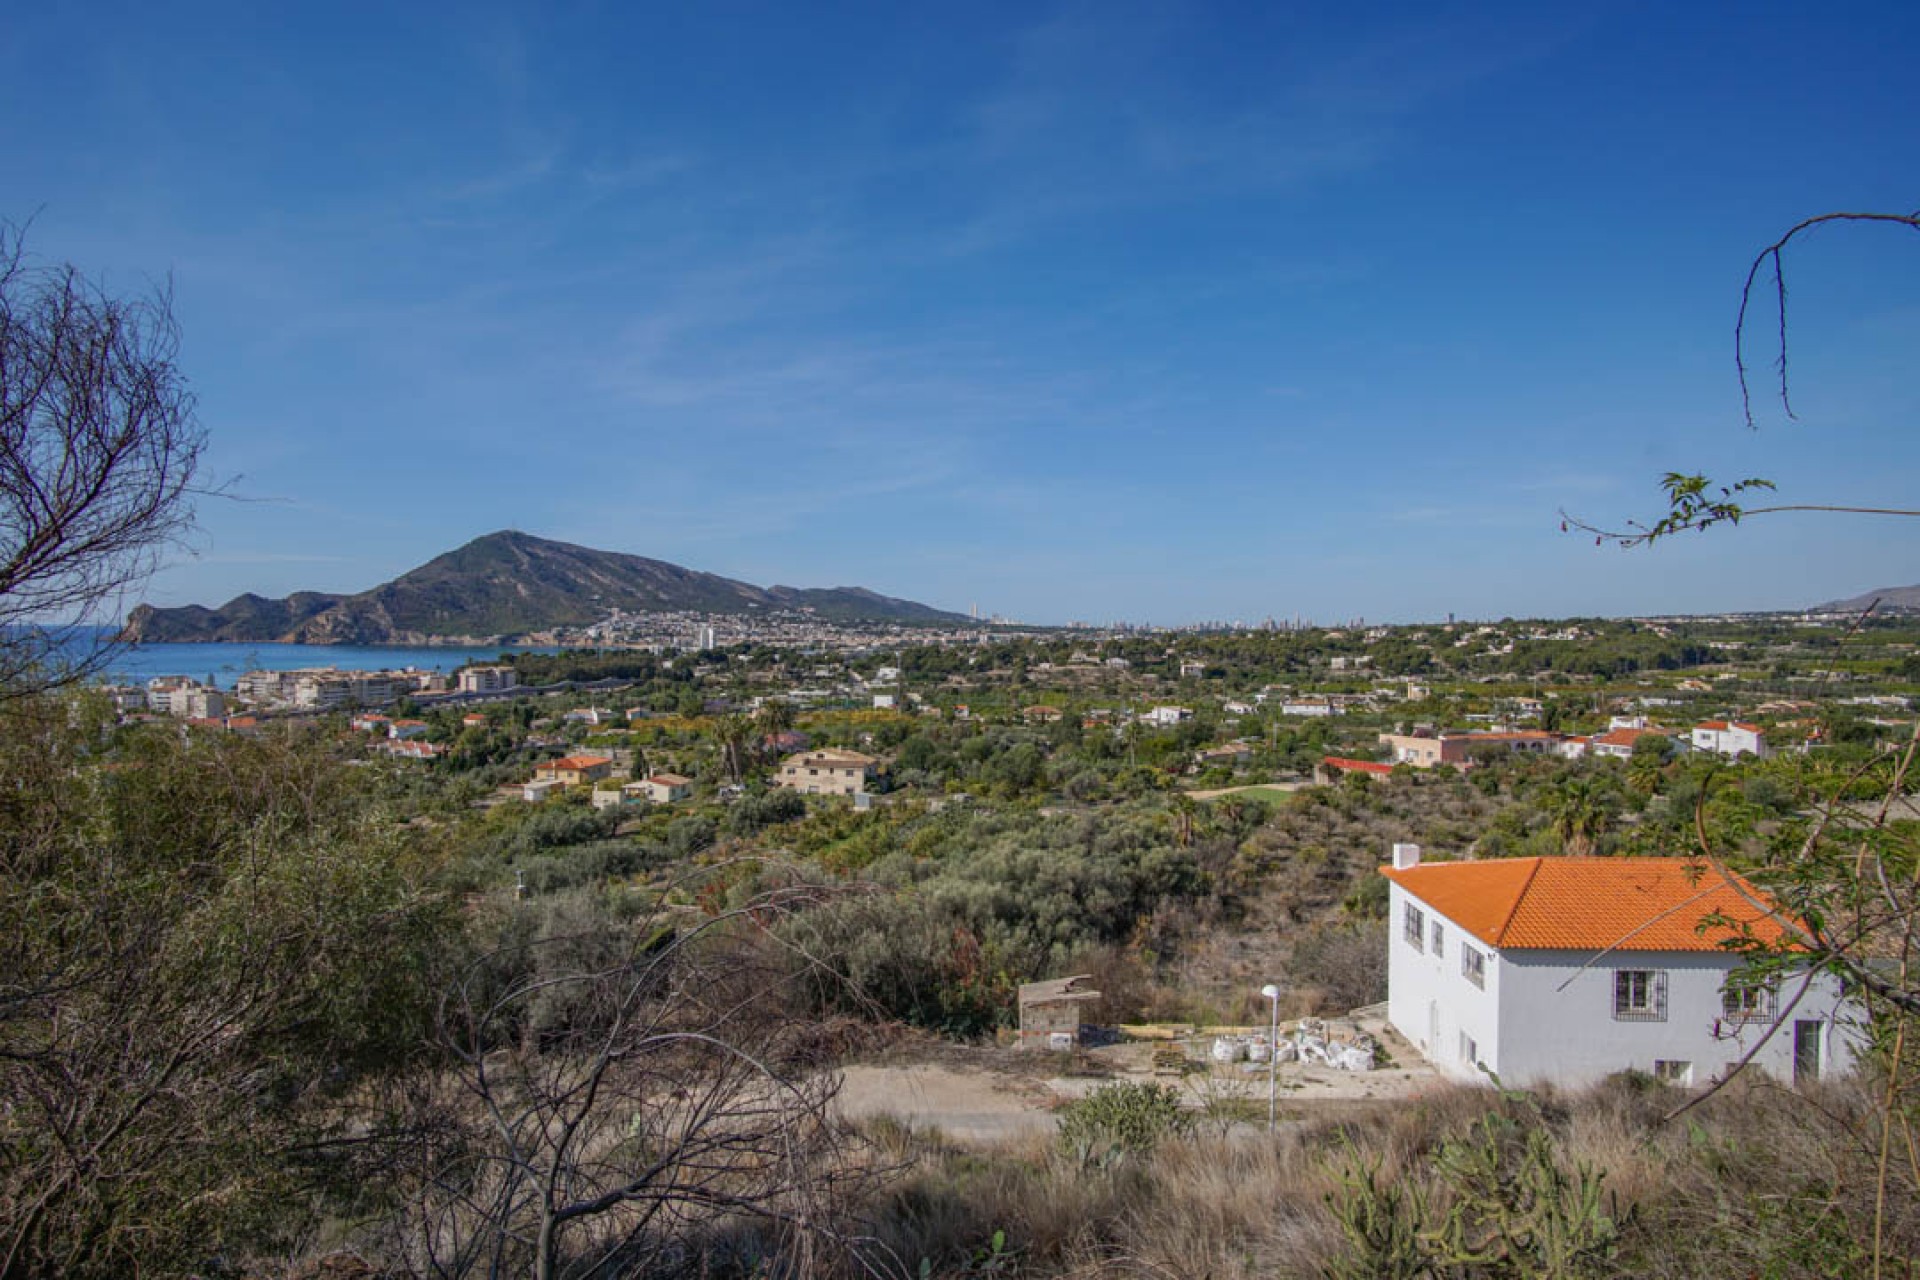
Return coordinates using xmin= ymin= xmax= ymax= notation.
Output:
xmin=101 ymin=608 xmax=1912 ymax=823
xmin=6 ymin=1 xmax=1916 ymax=1272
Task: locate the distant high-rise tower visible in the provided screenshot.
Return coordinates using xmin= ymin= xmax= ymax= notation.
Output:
xmin=696 ymin=625 xmax=717 ymax=650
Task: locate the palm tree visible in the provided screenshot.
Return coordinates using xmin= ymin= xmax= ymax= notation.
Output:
xmin=1169 ymin=793 xmax=1199 ymax=848
xmin=1547 ymin=778 xmax=1613 ymax=856
xmin=1217 ymin=793 xmax=1249 ymax=837
xmin=754 ymin=698 xmax=796 ymax=762
xmin=713 ymin=714 xmax=754 ymax=785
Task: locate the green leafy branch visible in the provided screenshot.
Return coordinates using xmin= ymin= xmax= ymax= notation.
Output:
xmin=1562 ymin=473 xmax=1920 ymax=548
xmin=1565 ymin=209 xmax=1920 ymax=548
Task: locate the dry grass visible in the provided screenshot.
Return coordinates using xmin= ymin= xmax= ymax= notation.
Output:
xmin=836 ymin=1072 xmax=1920 ymax=1280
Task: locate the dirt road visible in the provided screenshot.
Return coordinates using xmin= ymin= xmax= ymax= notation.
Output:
xmin=833 ymin=1016 xmax=1443 ymax=1144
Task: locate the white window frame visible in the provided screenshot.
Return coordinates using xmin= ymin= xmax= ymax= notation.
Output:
xmin=1613 ymin=969 xmax=1668 ymax=1022
xmin=1461 ymin=944 xmax=1486 ymax=989
xmin=1721 ymin=981 xmax=1776 ymax=1024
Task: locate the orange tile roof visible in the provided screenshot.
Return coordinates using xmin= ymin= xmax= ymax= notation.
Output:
xmin=1455 ymin=730 xmax=1559 ymax=742
xmin=1591 ymin=727 xmax=1668 ymax=748
xmin=1324 ymin=755 xmax=1394 ymax=775
xmin=543 ymin=755 xmax=613 ymax=771
xmin=1380 ymin=857 xmax=1796 ymax=953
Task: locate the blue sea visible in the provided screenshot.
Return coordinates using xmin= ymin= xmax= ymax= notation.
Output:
xmin=46 ymin=628 xmax=553 ymax=690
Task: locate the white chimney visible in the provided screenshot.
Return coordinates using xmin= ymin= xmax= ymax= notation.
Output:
xmin=1392 ymin=842 xmax=1422 ymax=870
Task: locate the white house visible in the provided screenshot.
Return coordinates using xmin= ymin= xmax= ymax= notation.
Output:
xmin=1586 ymin=726 xmax=1670 ymax=760
xmin=1381 ymin=845 xmax=1859 ymax=1089
xmin=520 ymin=778 xmax=565 ymax=804
xmin=1692 ymin=720 xmax=1767 ymax=758
xmin=635 ymin=773 xmax=694 ymax=805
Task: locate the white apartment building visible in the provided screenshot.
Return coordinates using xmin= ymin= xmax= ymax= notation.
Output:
xmin=458 ymin=665 xmax=518 ymax=694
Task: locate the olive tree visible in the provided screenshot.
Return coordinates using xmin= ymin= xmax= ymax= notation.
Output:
xmin=0 ymin=705 xmax=458 ymax=1276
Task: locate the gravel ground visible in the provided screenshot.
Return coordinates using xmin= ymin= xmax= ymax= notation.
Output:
xmin=833 ymin=1013 xmax=1444 ymax=1144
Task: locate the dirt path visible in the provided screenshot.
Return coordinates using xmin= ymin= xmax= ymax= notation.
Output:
xmin=832 ymin=1015 xmax=1443 ymax=1145
xmin=836 ymin=1064 xmax=1060 ymax=1142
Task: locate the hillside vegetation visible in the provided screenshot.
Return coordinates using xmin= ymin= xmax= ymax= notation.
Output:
xmin=6 ymin=610 xmax=1919 ymax=1277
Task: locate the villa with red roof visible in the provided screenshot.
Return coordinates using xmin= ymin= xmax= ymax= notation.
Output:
xmin=1586 ymin=725 xmax=1673 ymax=760
xmin=1378 ymin=730 xmax=1567 ymax=768
xmin=1380 ymin=844 xmax=1859 ymax=1088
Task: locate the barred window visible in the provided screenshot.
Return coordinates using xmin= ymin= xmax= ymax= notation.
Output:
xmin=1721 ymin=982 xmax=1776 ymax=1023
xmin=1431 ymin=921 xmax=1445 ymax=958
xmin=1404 ymin=903 xmax=1426 ymax=951
xmin=1461 ymin=944 xmax=1486 ymax=989
xmin=1613 ymin=969 xmax=1668 ymax=1022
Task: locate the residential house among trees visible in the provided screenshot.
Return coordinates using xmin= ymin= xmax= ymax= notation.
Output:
xmin=1380 ymin=845 xmax=1859 ymax=1088
xmin=1194 ymin=743 xmax=1253 ymax=770
xmin=634 ymin=773 xmax=694 ymax=804
xmin=775 ymin=748 xmax=882 ymax=797
xmin=1693 ymin=720 xmax=1767 ymax=757
xmin=534 ymin=755 xmax=616 ymax=787
xmin=1377 ymin=730 xmax=1562 ymax=768
xmin=1588 ymin=725 xmax=1673 ymax=760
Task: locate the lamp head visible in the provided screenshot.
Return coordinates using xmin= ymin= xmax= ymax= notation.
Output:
xmin=1260 ymin=983 xmax=1281 ymax=1000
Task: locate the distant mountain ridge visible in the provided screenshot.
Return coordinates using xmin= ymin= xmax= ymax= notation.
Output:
xmin=1811 ymin=583 xmax=1920 ymax=613
xmin=123 ymin=531 xmax=971 ymax=643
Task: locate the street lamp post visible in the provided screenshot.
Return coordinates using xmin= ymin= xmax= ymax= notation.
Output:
xmin=1261 ymin=982 xmax=1281 ymax=1132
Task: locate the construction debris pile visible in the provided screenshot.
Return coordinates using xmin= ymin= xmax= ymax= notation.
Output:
xmin=1209 ymin=1018 xmax=1377 ymax=1072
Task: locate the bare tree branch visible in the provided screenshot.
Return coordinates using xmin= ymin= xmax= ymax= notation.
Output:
xmin=400 ymin=865 xmax=890 ymax=1278
xmin=0 ymin=222 xmax=207 ymax=696
xmin=1567 ymin=209 xmax=1920 ymax=547
xmin=1736 ymin=209 xmax=1920 ymax=428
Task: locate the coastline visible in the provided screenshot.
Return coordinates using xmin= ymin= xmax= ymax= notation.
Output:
xmin=73 ymin=632 xmax=555 ymax=689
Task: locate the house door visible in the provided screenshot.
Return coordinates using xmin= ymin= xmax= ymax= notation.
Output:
xmin=1428 ymin=1001 xmax=1440 ymax=1053
xmin=1793 ymin=1020 xmax=1823 ymax=1084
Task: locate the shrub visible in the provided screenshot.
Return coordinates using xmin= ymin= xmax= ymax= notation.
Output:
xmin=1056 ymin=1081 xmax=1194 ymax=1168
xmin=726 ymin=786 xmax=807 ymax=835
xmin=1288 ymin=920 xmax=1387 ymax=1012
xmin=1324 ymin=1111 xmax=1629 ymax=1280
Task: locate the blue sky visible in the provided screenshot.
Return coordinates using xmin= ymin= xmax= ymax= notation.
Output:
xmin=5 ymin=1 xmax=1916 ymax=625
